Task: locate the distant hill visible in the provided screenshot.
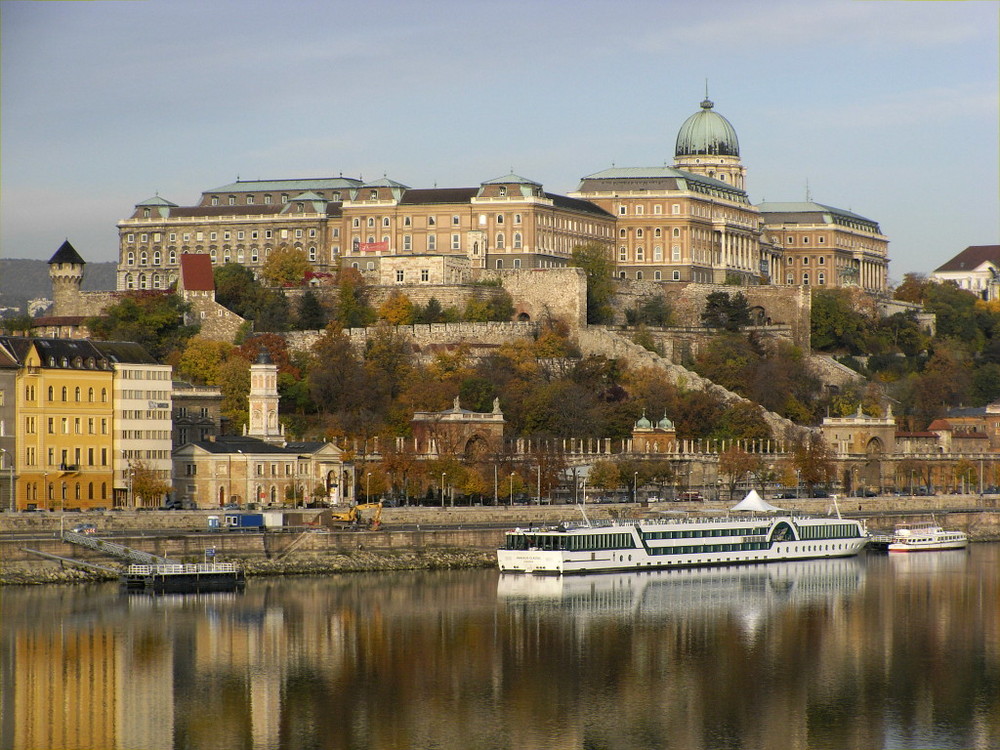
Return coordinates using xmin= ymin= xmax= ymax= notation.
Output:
xmin=0 ymin=258 xmax=117 ymax=314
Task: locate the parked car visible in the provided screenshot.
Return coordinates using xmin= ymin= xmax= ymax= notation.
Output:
xmin=775 ymin=492 xmax=797 ymax=499
xmin=71 ymin=523 xmax=97 ymax=535
xmin=679 ymin=491 xmax=703 ymax=501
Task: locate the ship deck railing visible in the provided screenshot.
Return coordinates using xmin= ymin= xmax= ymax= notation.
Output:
xmin=511 ymin=514 xmax=854 ymax=533
xmin=125 ymin=563 xmax=241 ymax=576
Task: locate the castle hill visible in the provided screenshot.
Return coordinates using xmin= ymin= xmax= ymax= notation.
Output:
xmin=1 ymin=97 xmax=999 ymax=582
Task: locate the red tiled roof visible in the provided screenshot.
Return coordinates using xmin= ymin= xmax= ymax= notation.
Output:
xmin=180 ymin=254 xmax=215 ymax=291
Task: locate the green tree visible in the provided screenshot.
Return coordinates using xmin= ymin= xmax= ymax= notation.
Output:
xmin=296 ymin=289 xmax=329 ymax=330
xmin=87 ymin=291 xmax=197 ymax=360
xmin=625 ymin=295 xmax=674 ymax=327
xmin=335 ymin=267 xmax=376 ymax=328
xmin=811 ymin=289 xmax=870 ymax=353
xmin=570 ymin=242 xmax=616 ymax=324
xmin=214 ymin=263 xmax=291 ymax=331
xmin=701 ymin=291 xmax=752 ymax=331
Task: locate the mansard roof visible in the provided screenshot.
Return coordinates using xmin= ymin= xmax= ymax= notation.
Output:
xmin=204 ymin=177 xmax=363 ymax=194
xmin=90 ymin=341 xmax=159 ymax=365
xmin=757 ymin=202 xmax=881 ymax=233
xmin=399 ymin=187 xmax=480 ymax=204
xmin=482 ymin=173 xmax=542 ymax=186
xmin=546 ymin=193 xmax=614 ymax=218
xmin=577 ymin=166 xmax=749 ymax=203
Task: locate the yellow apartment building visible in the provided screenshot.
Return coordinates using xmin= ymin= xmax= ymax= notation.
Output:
xmin=3 ymin=337 xmax=116 ymax=510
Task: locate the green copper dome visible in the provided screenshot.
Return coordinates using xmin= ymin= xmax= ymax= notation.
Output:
xmin=635 ymin=411 xmax=652 ymax=429
xmin=675 ymin=98 xmax=740 ymax=158
xmin=657 ymin=414 xmax=674 ymax=430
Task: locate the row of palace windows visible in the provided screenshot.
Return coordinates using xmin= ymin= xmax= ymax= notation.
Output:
xmin=785 ymin=272 xmax=827 ymax=285
xmin=617 ymin=270 xmax=681 ymax=281
xmin=618 ymin=204 xmax=682 ymax=216
xmin=33 ymin=385 xmax=110 ymax=403
xmin=619 ymin=246 xmax=681 ymax=263
xmin=620 ymin=227 xmax=682 ymax=239
xmin=207 ymin=192 xmax=343 ymax=206
xmin=23 ymin=481 xmax=109 ymax=502
xmin=126 ymin=227 xmax=324 ymax=245
xmin=785 ymin=255 xmax=827 ymax=266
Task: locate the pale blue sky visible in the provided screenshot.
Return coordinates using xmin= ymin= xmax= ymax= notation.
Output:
xmin=2 ymin=0 xmax=997 ymax=282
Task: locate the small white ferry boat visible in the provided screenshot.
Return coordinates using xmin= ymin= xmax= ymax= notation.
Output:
xmin=887 ymin=524 xmax=968 ymax=553
xmin=497 ymin=514 xmax=868 ymax=575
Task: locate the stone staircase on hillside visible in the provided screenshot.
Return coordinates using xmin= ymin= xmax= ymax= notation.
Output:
xmin=575 ymin=327 xmax=805 ymax=439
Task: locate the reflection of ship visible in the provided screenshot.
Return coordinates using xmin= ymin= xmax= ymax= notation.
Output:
xmin=888 ymin=549 xmax=969 ymax=575
xmin=887 ymin=524 xmax=968 ymax=553
xmin=497 ymin=556 xmax=865 ymax=622
xmin=497 ymin=514 xmax=867 ymax=574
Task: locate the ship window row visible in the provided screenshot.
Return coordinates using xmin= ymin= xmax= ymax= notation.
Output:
xmin=504 ymin=533 xmax=636 ymax=551
xmin=648 ymin=542 xmax=770 ymax=556
xmin=642 ymin=527 xmax=767 ymax=541
xmin=798 ymin=524 xmax=861 ymax=540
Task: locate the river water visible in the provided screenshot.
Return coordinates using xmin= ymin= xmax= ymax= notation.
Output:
xmin=2 ymin=545 xmax=998 ymax=750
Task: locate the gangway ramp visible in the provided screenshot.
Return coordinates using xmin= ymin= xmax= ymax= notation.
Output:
xmin=61 ymin=531 xmax=173 ymax=565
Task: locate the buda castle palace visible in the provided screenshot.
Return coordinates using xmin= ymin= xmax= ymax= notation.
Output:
xmin=115 ymin=97 xmax=889 ymax=294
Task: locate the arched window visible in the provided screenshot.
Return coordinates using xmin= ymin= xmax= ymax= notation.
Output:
xmin=74 ymin=387 xmax=81 ymax=401
xmin=139 ymin=274 xmax=148 ymax=289
xmin=48 ymin=386 xmax=54 ymax=401
xmin=636 ymin=271 xmax=644 ymax=280
xmin=101 ymin=388 xmax=108 ymax=403
xmin=495 ymin=232 xmax=505 ymax=249
xmin=513 ymin=233 xmax=522 ymax=249
xmin=88 ymin=483 xmax=94 ymax=500
xmin=140 ymin=251 xmax=148 ymax=265
xmin=88 ymin=388 xmax=94 ymax=402
xmin=168 ymin=250 xmax=176 ymax=264
xmin=126 ymin=274 xmax=135 ymax=289
xmin=152 ymin=250 xmax=161 ymax=265
xmin=61 ymin=387 xmax=67 ymax=401
xmin=127 ymin=251 xmax=135 ymax=265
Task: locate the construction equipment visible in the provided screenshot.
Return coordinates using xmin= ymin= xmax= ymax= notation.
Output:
xmin=327 ymin=501 xmax=383 ymax=530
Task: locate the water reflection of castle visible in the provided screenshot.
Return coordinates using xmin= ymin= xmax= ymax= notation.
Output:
xmin=497 ymin=557 xmax=865 ymax=625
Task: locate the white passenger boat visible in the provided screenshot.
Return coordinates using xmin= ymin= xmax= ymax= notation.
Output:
xmin=497 ymin=514 xmax=869 ymax=575
xmin=886 ymin=524 xmax=968 ymax=553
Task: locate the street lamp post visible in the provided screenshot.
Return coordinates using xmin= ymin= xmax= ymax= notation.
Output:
xmin=509 ymin=472 xmax=515 ymax=506
xmin=633 ymin=471 xmax=639 ymax=504
xmin=536 ymin=465 xmax=541 ymax=505
xmin=366 ymin=472 xmax=372 ymax=502
xmin=441 ymin=472 xmax=446 ymax=508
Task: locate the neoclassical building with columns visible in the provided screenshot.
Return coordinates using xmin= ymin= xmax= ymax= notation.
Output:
xmin=115 ymin=97 xmax=888 ymax=295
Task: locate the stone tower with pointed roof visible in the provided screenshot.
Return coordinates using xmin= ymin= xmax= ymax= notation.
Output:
xmin=48 ymin=240 xmax=86 ymax=317
xmin=245 ymin=346 xmax=284 ymax=445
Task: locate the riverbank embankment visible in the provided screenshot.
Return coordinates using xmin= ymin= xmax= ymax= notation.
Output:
xmin=2 ymin=497 xmax=998 ymax=585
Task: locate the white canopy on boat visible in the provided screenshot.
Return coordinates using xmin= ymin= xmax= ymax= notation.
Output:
xmin=730 ymin=490 xmax=783 ymax=512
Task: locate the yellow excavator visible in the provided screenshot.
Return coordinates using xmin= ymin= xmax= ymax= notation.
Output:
xmin=327 ymin=501 xmax=383 ymax=530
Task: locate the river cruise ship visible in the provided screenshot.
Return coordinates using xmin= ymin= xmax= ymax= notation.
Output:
xmin=887 ymin=525 xmax=968 ymax=553
xmin=497 ymin=515 xmax=868 ymax=575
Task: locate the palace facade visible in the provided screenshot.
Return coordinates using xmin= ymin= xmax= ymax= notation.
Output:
xmin=115 ymin=98 xmax=889 ymax=295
